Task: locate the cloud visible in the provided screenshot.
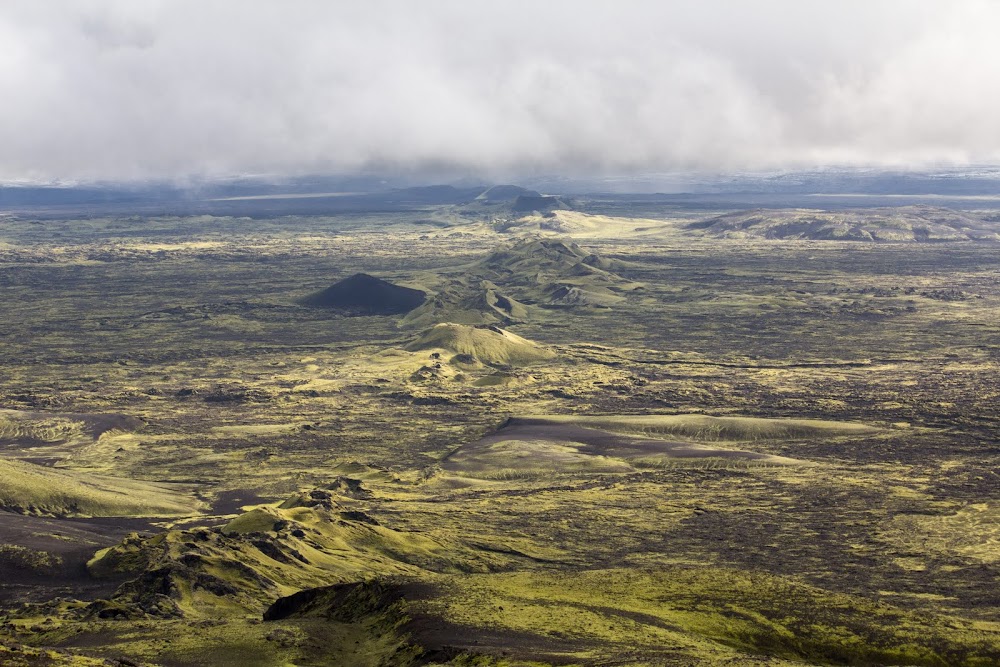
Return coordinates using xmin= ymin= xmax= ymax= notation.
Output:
xmin=0 ymin=0 xmax=997 ymax=182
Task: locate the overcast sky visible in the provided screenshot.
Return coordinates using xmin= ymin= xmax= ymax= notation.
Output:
xmin=1 ymin=1 xmax=998 ymax=183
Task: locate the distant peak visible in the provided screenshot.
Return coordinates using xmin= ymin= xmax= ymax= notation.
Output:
xmin=475 ymin=185 xmax=541 ymax=203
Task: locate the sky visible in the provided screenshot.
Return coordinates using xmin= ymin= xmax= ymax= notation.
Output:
xmin=1 ymin=1 xmax=999 ymax=184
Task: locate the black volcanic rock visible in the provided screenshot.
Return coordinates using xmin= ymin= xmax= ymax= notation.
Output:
xmin=263 ymin=580 xmax=406 ymax=622
xmin=299 ymin=273 xmax=425 ymax=314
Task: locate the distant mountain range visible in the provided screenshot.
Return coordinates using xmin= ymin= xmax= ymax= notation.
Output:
xmin=4 ymin=168 xmax=1000 ymax=218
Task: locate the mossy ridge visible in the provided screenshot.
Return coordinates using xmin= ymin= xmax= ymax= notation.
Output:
xmin=0 ymin=638 xmax=113 ymax=666
xmin=527 ymin=414 xmax=880 ymax=442
xmin=8 ymin=592 xmax=505 ymax=667
xmin=11 ymin=617 xmax=331 ymax=667
xmin=0 ymin=414 xmax=89 ymax=448
xmin=401 ymin=281 xmax=532 ymax=329
xmin=883 ymin=501 xmax=1000 ymax=564
xmin=473 ymin=238 xmax=643 ymax=305
xmin=438 ymin=417 xmax=811 ymax=481
xmin=128 ymin=549 xmax=1000 ymax=666
xmin=687 ymin=206 xmax=1000 ymax=242
xmin=84 ymin=499 xmax=529 ymax=620
xmin=399 ymin=238 xmax=643 ymax=327
xmin=0 ymin=458 xmax=201 ymax=518
xmin=262 ymin=578 xmax=571 ymax=667
xmin=0 ymin=410 xmax=144 ymax=472
xmin=0 ymin=544 xmax=64 ymax=574
xmin=0 ymin=410 xmax=142 ymax=450
xmin=418 ymin=567 xmax=1000 ymax=666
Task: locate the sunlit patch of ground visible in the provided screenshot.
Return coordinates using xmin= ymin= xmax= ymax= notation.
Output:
xmin=439 ymin=415 xmax=816 ymax=479
xmin=1 ymin=209 xmax=1000 ymax=664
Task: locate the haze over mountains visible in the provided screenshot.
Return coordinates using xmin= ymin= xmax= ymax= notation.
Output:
xmin=6 ymin=3 xmax=1000 ymax=183
xmin=689 ymin=206 xmax=1000 ymax=242
xmin=6 ymin=168 xmax=1000 ymax=219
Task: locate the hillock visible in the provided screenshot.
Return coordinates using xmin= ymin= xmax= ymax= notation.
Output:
xmin=404 ymin=323 xmax=555 ymax=366
xmin=688 ymin=206 xmax=1000 ymax=242
xmin=300 ymin=273 xmax=426 ymax=314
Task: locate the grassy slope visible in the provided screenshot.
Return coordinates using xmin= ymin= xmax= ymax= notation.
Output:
xmin=405 ymin=323 xmax=555 ymax=366
xmin=0 ymin=458 xmax=200 ymax=517
xmin=418 ymin=567 xmax=1000 ymax=666
xmin=530 ymin=413 xmax=881 ymax=441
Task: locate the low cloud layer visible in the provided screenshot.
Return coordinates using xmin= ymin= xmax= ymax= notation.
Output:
xmin=2 ymin=1 xmax=998 ymax=183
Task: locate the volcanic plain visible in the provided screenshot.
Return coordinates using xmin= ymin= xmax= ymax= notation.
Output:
xmin=1 ymin=198 xmax=1000 ymax=665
